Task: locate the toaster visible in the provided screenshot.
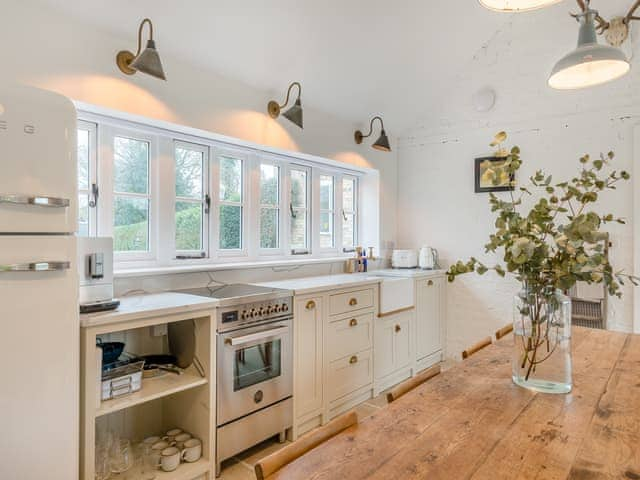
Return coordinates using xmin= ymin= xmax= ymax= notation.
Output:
xmin=391 ymin=249 xmax=418 ymax=269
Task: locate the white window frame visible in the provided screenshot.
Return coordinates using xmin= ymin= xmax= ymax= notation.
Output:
xmin=287 ymin=164 xmax=311 ymax=255
xmin=315 ymin=171 xmax=337 ymax=253
xmin=173 ymin=140 xmax=210 ymax=259
xmin=257 ymin=157 xmax=285 ymax=256
xmin=214 ymin=147 xmax=249 ymax=258
xmin=77 ymin=120 xmax=98 ymax=237
xmin=77 ymin=108 xmax=373 ymax=272
xmin=341 ymin=174 xmax=359 ymax=252
xmin=100 ymin=125 xmax=158 ymax=262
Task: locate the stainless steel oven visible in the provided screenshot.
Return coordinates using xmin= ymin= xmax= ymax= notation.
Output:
xmin=217 ymin=318 xmax=292 ymax=425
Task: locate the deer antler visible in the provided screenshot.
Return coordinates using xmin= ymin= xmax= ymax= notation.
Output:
xmin=574 ymin=0 xmax=610 ymax=33
xmin=625 ymin=0 xmax=640 ymax=23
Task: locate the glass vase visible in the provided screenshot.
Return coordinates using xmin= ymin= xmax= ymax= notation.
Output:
xmin=512 ymin=288 xmax=572 ymax=394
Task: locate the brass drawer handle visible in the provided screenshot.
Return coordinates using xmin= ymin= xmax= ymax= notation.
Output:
xmin=349 ymin=318 xmax=358 ymax=327
xmin=305 ymin=300 xmax=316 ymax=310
xmin=395 ymin=324 xmax=401 ymax=333
xmin=349 ymin=298 xmax=358 ymax=306
xmin=349 ymin=355 xmax=358 ymax=364
xmin=427 ymin=280 xmax=433 ymax=286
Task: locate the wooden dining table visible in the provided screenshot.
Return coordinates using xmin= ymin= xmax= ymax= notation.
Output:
xmin=268 ymin=327 xmax=640 ymax=479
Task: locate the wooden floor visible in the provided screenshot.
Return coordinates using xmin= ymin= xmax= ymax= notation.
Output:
xmin=266 ymin=327 xmax=640 ymax=480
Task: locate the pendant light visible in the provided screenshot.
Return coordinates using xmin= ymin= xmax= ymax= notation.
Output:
xmin=549 ymin=3 xmax=630 ymax=89
xmin=479 ymin=0 xmax=563 ymax=12
xmin=116 ymin=18 xmax=167 ymax=81
xmin=354 ymin=116 xmax=391 ymax=152
xmin=268 ymin=82 xmax=304 ymax=129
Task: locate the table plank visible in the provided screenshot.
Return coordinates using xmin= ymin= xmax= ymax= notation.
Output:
xmin=268 ymin=327 xmax=636 ymax=480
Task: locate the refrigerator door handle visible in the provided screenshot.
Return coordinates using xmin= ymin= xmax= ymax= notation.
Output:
xmin=0 ymin=261 xmax=71 ymax=272
xmin=0 ymin=194 xmax=70 ymax=208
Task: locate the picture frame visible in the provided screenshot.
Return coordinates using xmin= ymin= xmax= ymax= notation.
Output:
xmin=474 ymin=156 xmax=515 ymax=193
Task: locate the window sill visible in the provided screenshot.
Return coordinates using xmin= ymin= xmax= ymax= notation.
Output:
xmin=114 ymin=256 xmax=353 ymax=279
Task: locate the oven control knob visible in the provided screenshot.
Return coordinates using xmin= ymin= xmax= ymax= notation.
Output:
xmin=241 ymin=310 xmax=248 ymax=320
xmin=265 ymin=305 xmax=273 ymax=314
xmin=254 ymin=390 xmax=264 ymax=404
xmin=258 ymin=307 xmax=265 ymax=316
xmin=274 ymin=305 xmax=282 ymax=313
xmin=250 ymin=309 xmax=257 ymax=318
xmin=281 ymin=303 xmax=289 ymax=312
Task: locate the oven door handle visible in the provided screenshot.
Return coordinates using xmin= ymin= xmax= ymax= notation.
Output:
xmin=224 ymin=326 xmax=289 ymax=346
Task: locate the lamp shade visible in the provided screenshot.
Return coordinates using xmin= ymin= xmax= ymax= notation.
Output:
xmin=479 ymin=0 xmax=563 ymax=12
xmin=549 ymin=11 xmax=629 ymax=89
xmin=372 ymin=130 xmax=391 ymax=152
xmin=282 ymin=98 xmax=303 ymax=129
xmin=130 ymin=39 xmax=166 ymax=80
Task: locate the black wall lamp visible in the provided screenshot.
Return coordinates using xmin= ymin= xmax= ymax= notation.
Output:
xmin=268 ymin=82 xmax=303 ymax=129
xmin=354 ymin=116 xmax=391 ymax=152
xmin=116 ymin=18 xmax=167 ymax=81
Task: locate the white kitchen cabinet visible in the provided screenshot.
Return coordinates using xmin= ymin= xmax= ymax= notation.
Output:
xmin=374 ymin=310 xmax=413 ymax=394
xmin=415 ymin=276 xmax=445 ymax=371
xmin=293 ymin=295 xmax=324 ymax=437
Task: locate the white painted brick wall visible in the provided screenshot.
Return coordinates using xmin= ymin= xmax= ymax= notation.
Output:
xmin=396 ymin=5 xmax=639 ymax=358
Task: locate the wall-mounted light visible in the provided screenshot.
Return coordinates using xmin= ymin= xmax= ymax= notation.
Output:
xmin=116 ymin=18 xmax=167 ymax=81
xmin=268 ymin=82 xmax=303 ymax=129
xmin=479 ymin=0 xmax=563 ymax=12
xmin=549 ymin=1 xmax=629 ymax=89
xmin=354 ymin=116 xmax=391 ymax=152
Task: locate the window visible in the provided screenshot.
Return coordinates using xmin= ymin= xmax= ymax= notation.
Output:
xmin=319 ymin=175 xmax=335 ymax=249
xmin=175 ymin=142 xmax=209 ymax=256
xmin=77 ymin=110 xmax=368 ymax=269
xmin=289 ymin=166 xmax=310 ymax=253
xmin=218 ymin=155 xmax=244 ymax=250
xmin=260 ymin=163 xmax=280 ymax=249
xmin=77 ymin=121 xmax=97 ymax=236
xmin=113 ymin=136 xmax=150 ymax=253
xmin=342 ymin=176 xmax=358 ymax=250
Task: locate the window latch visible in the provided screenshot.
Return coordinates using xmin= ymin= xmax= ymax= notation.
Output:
xmin=342 ymin=209 xmax=348 ymax=221
xmin=290 ymin=202 xmax=297 ymax=218
xmin=89 ymin=183 xmax=99 ymax=208
xmin=204 ymin=194 xmax=211 ymax=214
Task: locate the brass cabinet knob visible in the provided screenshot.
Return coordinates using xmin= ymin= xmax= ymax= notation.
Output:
xmin=427 ymin=280 xmax=434 ymax=286
xmin=349 ymin=298 xmax=358 ymax=306
xmin=305 ymin=300 xmax=316 ymax=310
xmin=349 ymin=355 xmax=358 ymax=364
xmin=395 ymin=324 xmax=401 ymax=333
xmin=349 ymin=318 xmax=358 ymax=327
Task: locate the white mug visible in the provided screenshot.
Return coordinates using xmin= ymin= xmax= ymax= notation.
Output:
xmin=143 ymin=435 xmax=161 ymax=446
xmin=174 ymin=432 xmax=191 ymax=449
xmin=163 ymin=428 xmax=182 ymax=443
xmin=159 ymin=446 xmax=181 ymax=472
xmin=150 ymin=440 xmax=171 ymax=466
xmin=181 ymin=438 xmax=202 ymax=463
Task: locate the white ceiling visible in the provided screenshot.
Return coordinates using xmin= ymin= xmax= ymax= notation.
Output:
xmin=35 ymin=0 xmax=635 ymax=133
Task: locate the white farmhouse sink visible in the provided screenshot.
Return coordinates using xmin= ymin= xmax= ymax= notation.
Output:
xmin=371 ymin=275 xmax=414 ymax=314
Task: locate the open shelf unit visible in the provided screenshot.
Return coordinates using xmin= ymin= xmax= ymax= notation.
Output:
xmin=80 ymin=307 xmax=216 ymax=480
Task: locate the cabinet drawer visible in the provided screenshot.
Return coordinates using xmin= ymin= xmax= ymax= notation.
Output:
xmin=327 ymin=312 xmax=373 ymax=362
xmin=327 ymin=349 xmax=373 ymax=402
xmin=329 ymin=288 xmax=374 ymax=316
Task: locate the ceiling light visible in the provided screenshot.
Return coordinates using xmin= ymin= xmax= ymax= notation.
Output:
xmin=355 ymin=116 xmax=391 ymax=153
xmin=549 ymin=5 xmax=629 ymax=89
xmin=116 ymin=18 xmax=167 ymax=81
xmin=268 ymin=82 xmax=303 ymax=129
xmin=479 ymin=0 xmax=564 ymax=12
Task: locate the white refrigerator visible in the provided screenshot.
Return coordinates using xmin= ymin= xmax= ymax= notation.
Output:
xmin=0 ymin=84 xmax=79 ymax=480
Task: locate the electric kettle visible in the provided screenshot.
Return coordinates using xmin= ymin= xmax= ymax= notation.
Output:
xmin=419 ymin=246 xmax=439 ymax=270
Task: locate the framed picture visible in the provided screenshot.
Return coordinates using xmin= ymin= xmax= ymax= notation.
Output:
xmin=475 ymin=156 xmax=515 ymax=193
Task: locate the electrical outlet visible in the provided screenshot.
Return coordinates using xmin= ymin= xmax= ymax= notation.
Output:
xmin=151 ymin=324 xmax=168 ymax=337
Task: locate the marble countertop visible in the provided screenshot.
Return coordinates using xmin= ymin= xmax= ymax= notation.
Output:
xmin=371 ymin=268 xmax=447 ymax=278
xmin=254 ymin=273 xmax=381 ymax=295
xmin=80 ymin=292 xmax=219 ymax=328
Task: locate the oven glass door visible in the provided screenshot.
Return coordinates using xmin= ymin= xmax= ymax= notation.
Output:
xmin=234 ymin=339 xmax=282 ymax=391
xmin=217 ymin=320 xmax=292 ymax=426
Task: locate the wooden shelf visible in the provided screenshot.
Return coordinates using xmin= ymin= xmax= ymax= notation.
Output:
xmin=121 ymin=458 xmax=210 ymax=480
xmin=96 ymin=366 xmax=208 ymax=417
